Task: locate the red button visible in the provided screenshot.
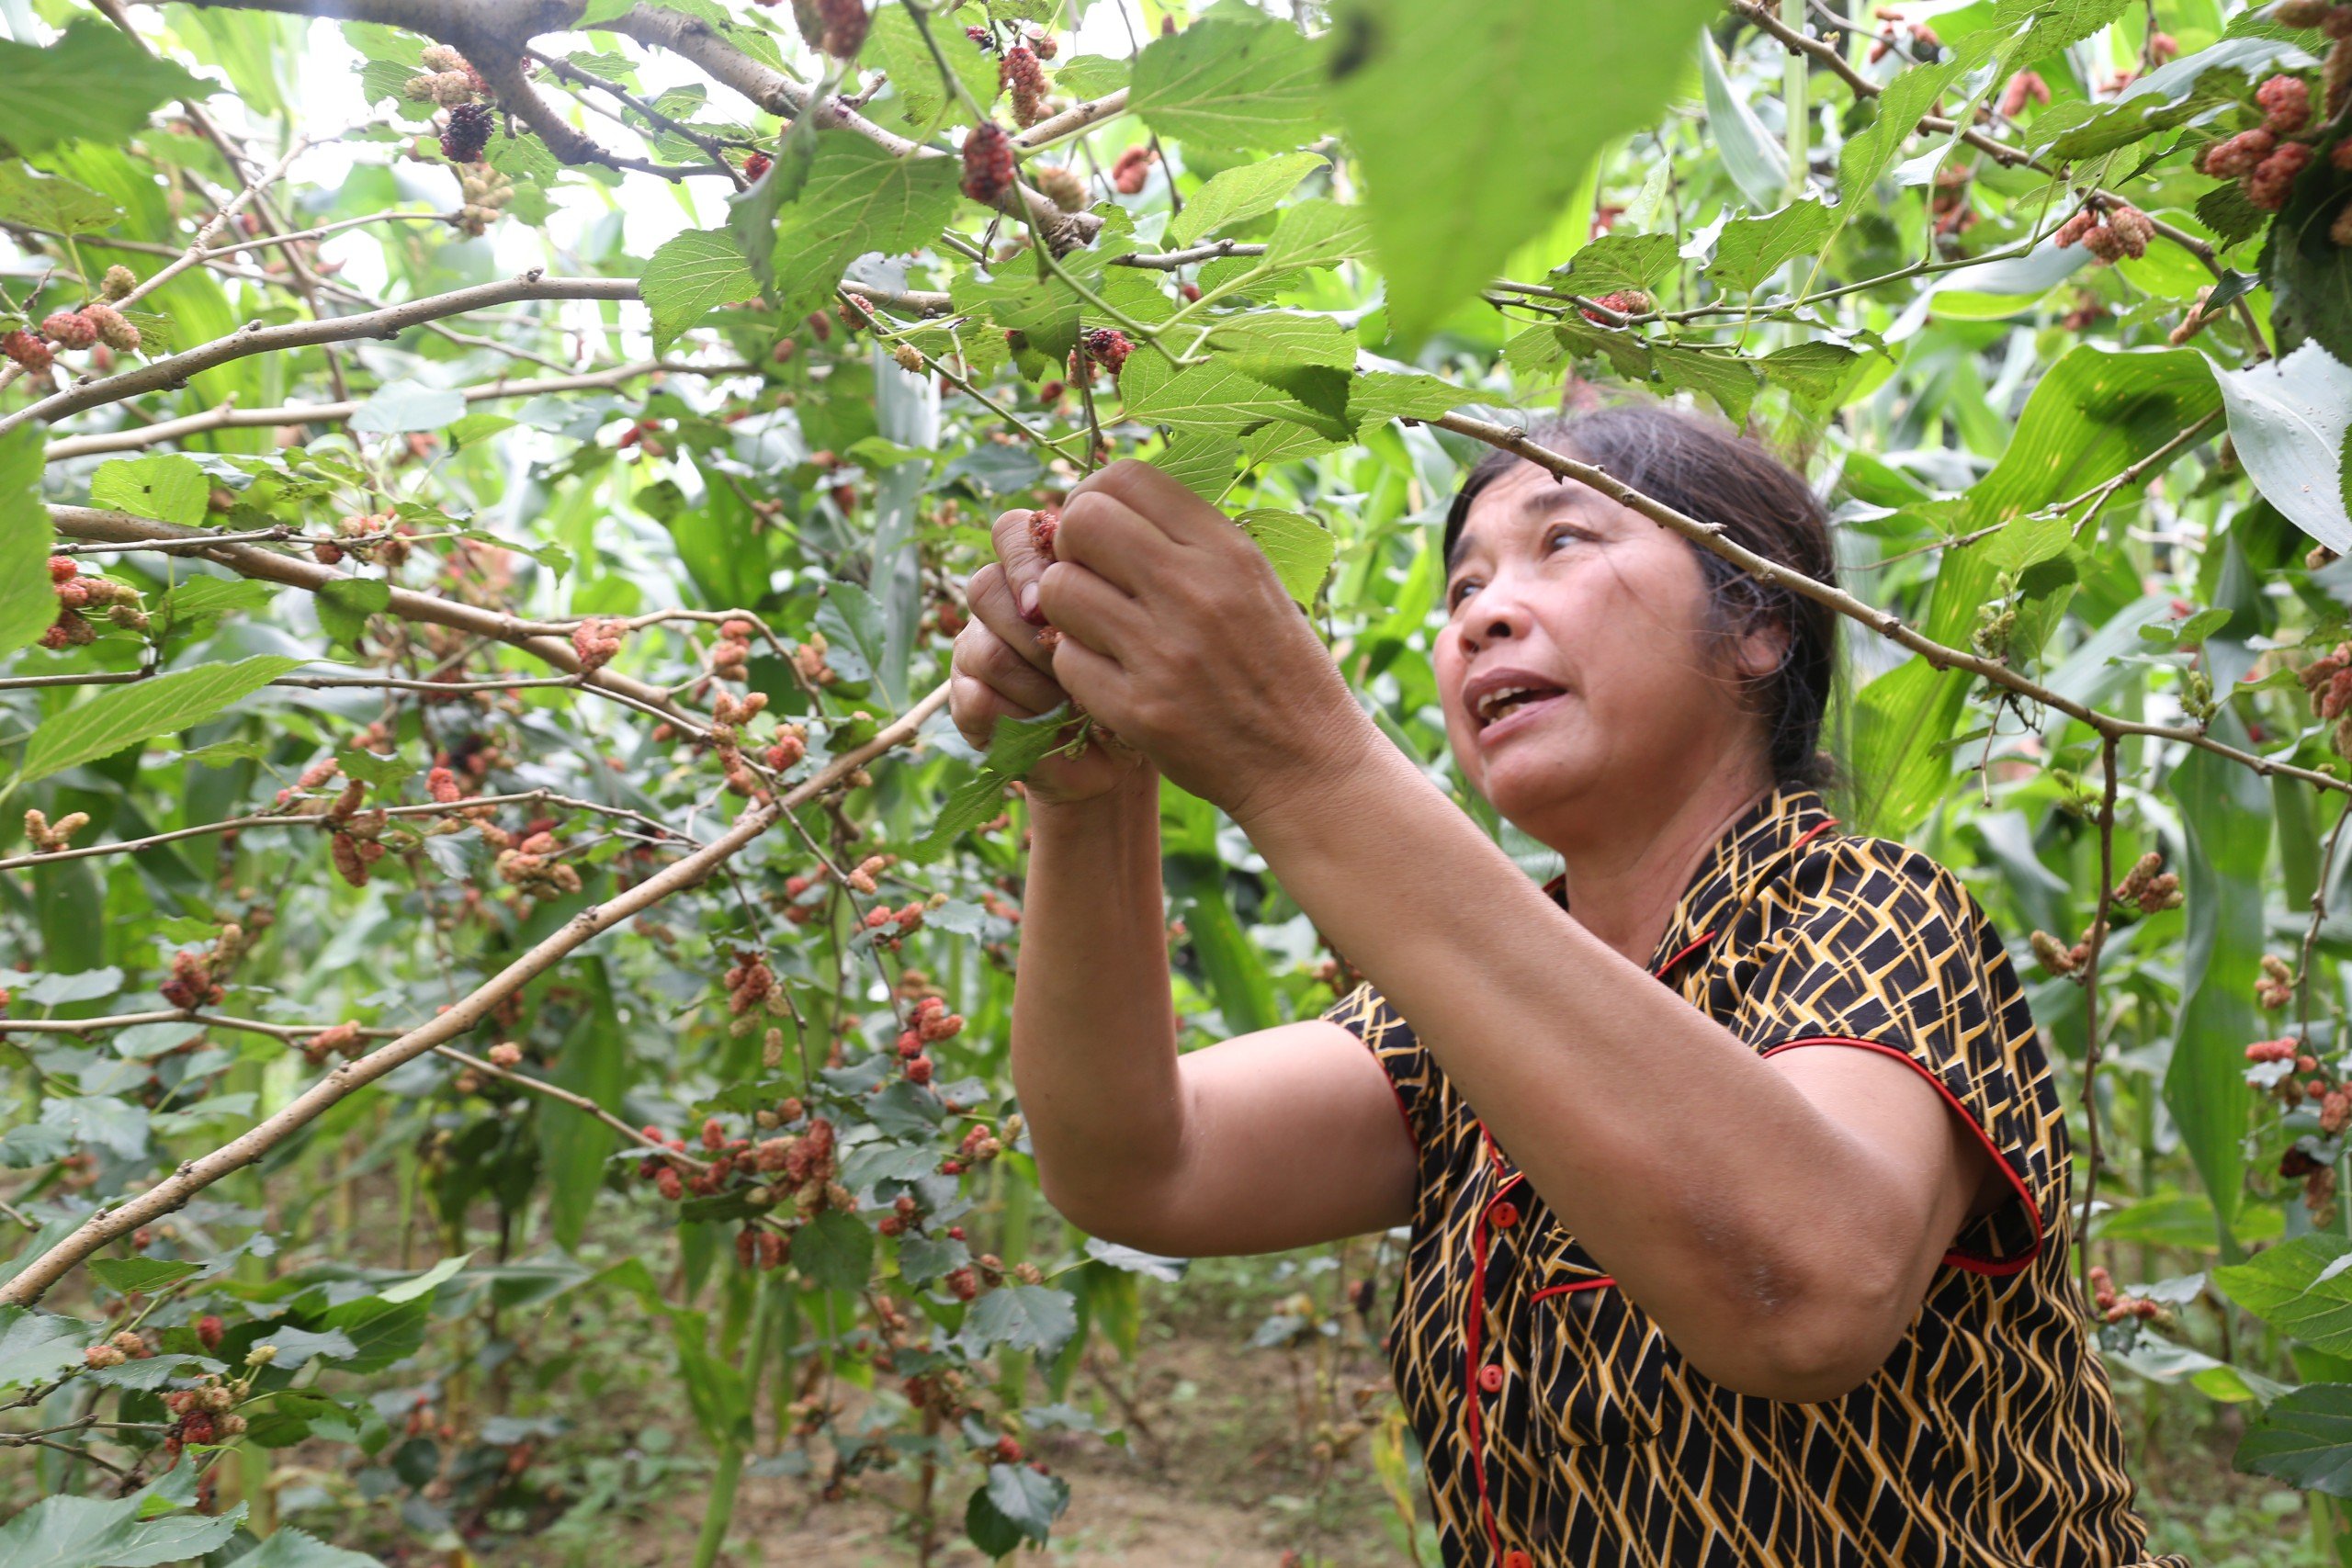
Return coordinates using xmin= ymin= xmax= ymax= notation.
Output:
xmin=1490 ymin=1201 xmax=1520 ymax=1229
xmin=1504 ymin=1552 xmax=1534 ymax=1568
xmin=1477 ymin=1363 xmax=1505 ymax=1393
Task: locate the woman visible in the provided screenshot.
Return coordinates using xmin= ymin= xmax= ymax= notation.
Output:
xmin=947 ymin=406 xmax=2174 ymax=1567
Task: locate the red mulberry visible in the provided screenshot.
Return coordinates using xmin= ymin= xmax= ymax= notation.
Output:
xmin=2 ymin=330 xmax=52 ymax=372
xmin=2258 ymin=74 xmax=2312 ymax=134
xmin=196 ymin=1314 xmax=225 ymax=1350
xmin=1001 ymin=45 xmax=1047 ymax=127
xmin=40 ymin=310 xmax=96 ymax=350
xmin=1083 ymin=328 xmax=1132 ymax=375
xmin=2199 ymin=127 xmax=2277 ymax=178
xmin=818 ymin=0 xmax=867 ymax=58
xmin=82 ymin=303 xmax=140 ymax=353
xmin=961 ymin=122 xmax=1015 ymax=206
xmin=744 ymin=151 xmax=772 ymax=182
xmin=1997 ymin=71 xmax=2051 ymax=117
xmin=1110 ymin=145 xmax=1157 ymax=195
xmin=2249 ymin=141 xmax=2315 ymax=210
xmin=441 ymin=103 xmax=493 ymax=164
xmin=1028 ymin=508 xmax=1059 ymax=559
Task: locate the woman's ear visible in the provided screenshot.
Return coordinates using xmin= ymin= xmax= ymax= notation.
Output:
xmin=1731 ymin=615 xmax=1791 ymax=685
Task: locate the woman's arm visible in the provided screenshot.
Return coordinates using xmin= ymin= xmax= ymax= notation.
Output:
xmin=1231 ymin=737 xmax=1996 ymax=1403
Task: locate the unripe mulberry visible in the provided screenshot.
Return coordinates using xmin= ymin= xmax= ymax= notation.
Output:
xmin=1029 ymin=508 xmax=1059 ymax=559
xmin=1001 ymin=45 xmax=1047 ymax=126
xmin=85 ymin=1343 xmax=127 ymax=1369
xmin=2 ymin=330 xmax=52 ymax=372
xmin=442 ymin=102 xmax=493 ymax=164
xmin=1110 ymin=144 xmax=1157 ymax=195
xmin=945 ymin=1266 xmax=980 ymax=1301
xmin=2250 ymin=141 xmax=2314 ymax=210
xmin=76 ymin=302 xmax=138 ymax=354
xmin=102 ymin=265 xmax=138 ymax=301
xmin=571 ymin=615 xmax=625 ymax=671
xmin=1997 ymin=71 xmax=2050 ymax=116
xmin=962 ymin=122 xmax=1016 ymax=206
xmin=2258 ymin=73 xmax=2312 ymax=133
xmin=2199 ymin=127 xmax=2277 ymax=177
xmin=1034 ymin=164 xmax=1087 ymax=212
xmin=40 ymin=310 xmax=97 ymax=350
xmin=2104 ymin=205 xmax=2155 ymax=259
xmin=489 ymin=1041 xmax=523 ymax=1067
xmin=892 ymin=343 xmax=926 ymax=373
xmin=655 ymin=1165 xmax=684 ymax=1201
xmin=332 ymin=831 xmax=370 ymax=887
xmin=818 ymin=0 xmax=868 ymax=57
xmin=1083 ymin=328 xmax=1132 ymax=375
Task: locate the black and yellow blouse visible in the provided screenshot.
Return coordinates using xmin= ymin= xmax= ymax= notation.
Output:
xmin=1324 ymin=781 xmax=2178 ymax=1568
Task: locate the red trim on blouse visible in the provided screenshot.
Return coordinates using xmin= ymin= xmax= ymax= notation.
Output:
xmin=1758 ymin=1034 xmax=2042 ymax=1276
xmin=1527 ymin=1277 xmax=1619 ymax=1306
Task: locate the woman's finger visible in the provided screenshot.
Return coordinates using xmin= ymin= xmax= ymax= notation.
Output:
xmin=1036 ymin=559 xmax=1150 ymax=664
xmin=953 ymin=619 xmax=1069 ymax=715
xmin=949 ymin=671 xmax=1041 ymax=751
xmin=1051 ymin=489 xmax=1183 ymax=599
xmin=991 ymin=507 xmax=1054 ymax=626
xmin=964 ymin=559 xmax=1061 ymax=676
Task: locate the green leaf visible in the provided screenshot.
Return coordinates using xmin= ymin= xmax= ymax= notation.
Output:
xmin=910 ymin=704 xmax=1078 ymax=863
xmin=2215 ymin=339 xmax=2352 ymax=556
xmin=378 ymin=1251 xmax=470 ymax=1304
xmin=815 ymin=580 xmax=900 ymax=706
xmin=2167 ymin=715 xmax=2274 ymax=1246
xmin=792 ymin=1209 xmax=876 ymax=1292
xmin=1125 ymin=358 xmax=1312 ymax=433
xmin=966 ymin=1483 xmax=1025 ymax=1558
xmin=1168 ymin=152 xmax=1327 ymax=248
xmin=982 ymin=1461 xmax=1070 ymax=1542
xmin=1837 ymin=39 xmax=1991 ymax=209
xmin=769 ymin=134 xmax=961 ymax=313
xmin=1052 ymin=54 xmax=1129 ymax=99
xmin=1708 ymin=198 xmax=1838 ymax=297
xmin=0 ymin=164 xmax=121 ymax=233
xmin=0 ymin=427 xmax=52 ymax=660
xmin=90 ymin=455 xmax=207 ymax=527
xmin=16 ymin=656 xmax=301 ymax=786
xmin=347 ymin=379 xmax=465 ymax=435
xmin=1697 ymin=31 xmax=1786 ymax=209
xmin=963 ymin=1283 xmax=1078 ymax=1356
xmin=0 ymin=18 xmax=213 ymax=159
xmin=1130 ymin=15 xmax=1325 ymax=152
xmin=315 ymin=579 xmax=390 ymax=649
xmin=2240 ymin=1383 xmax=2352 ymax=1497
xmin=0 ymin=1306 xmax=89 ymax=1392
xmin=1548 ymin=231 xmax=1678 ymax=297
xmin=1235 ymin=509 xmax=1334 ymax=605
xmin=1262 ymin=198 xmax=1372 ymax=272
xmin=229 ymin=1527 xmax=390 ymax=1568
xmin=641 ymin=229 xmax=759 ymax=355
xmin=1324 ymin=0 xmax=1717 ymax=345
xmin=540 ymin=962 xmax=627 ymax=1252
xmin=86 ymin=1258 xmax=203 ymax=1295
xmin=311 ymin=1294 xmax=429 ymax=1373
xmin=157 ymin=578 xmax=271 ymax=637
xmin=1169 ymin=865 xmax=1279 ymax=1032
xmin=869 ymin=4 xmax=999 ymax=133
xmin=0 ymin=1491 xmax=244 ymax=1568
xmin=2216 ymin=1235 xmax=2352 ymax=1349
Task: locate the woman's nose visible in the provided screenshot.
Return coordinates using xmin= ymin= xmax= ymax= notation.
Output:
xmin=1455 ymin=591 xmax=1530 ymax=655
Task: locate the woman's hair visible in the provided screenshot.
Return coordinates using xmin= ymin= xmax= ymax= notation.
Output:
xmin=1442 ymin=404 xmax=1842 ymax=793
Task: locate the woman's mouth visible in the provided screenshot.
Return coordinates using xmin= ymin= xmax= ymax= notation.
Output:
xmin=1475 ymin=687 xmax=1569 ymax=744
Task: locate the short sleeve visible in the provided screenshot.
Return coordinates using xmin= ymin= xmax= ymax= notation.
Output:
xmin=1734 ymin=839 xmax=2064 ymax=1276
xmin=1322 ymin=980 xmax=1435 ymax=1157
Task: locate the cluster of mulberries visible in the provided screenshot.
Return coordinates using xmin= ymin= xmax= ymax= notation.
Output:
xmin=1110 ymin=144 xmax=1157 ymax=195
xmin=456 ymin=163 xmax=514 ymax=236
xmin=961 ymin=122 xmax=1016 ymax=205
xmin=1083 ymin=327 xmax=1133 ymax=376
xmin=22 ymin=808 xmax=91 ymax=852
xmin=42 ymin=556 xmax=144 ymax=648
xmin=570 ymin=616 xmax=626 ymax=672
xmin=1865 ymin=11 xmax=1939 ymax=63
xmin=1001 ymin=45 xmax=1048 ymax=127
xmin=791 ymin=628 xmax=841 ymax=687
xmin=2086 ymin=1267 xmax=2165 ymax=1327
xmin=494 ymin=829 xmax=582 ymax=898
xmin=404 ymin=43 xmax=484 ymax=107
xmin=2259 ymin=953 xmax=2300 ymax=1010
xmin=301 ymin=1022 xmax=366 ymax=1066
xmin=83 ymin=1329 xmax=153 ymax=1370
xmin=440 ymin=101 xmax=494 ymax=164
xmin=2108 ymin=851 xmax=2182 ymax=916
xmin=744 ymin=151 xmax=772 ymax=183
xmin=707 ymin=617 xmax=753 ymax=682
xmin=2052 ymin=203 xmax=2154 ymax=264
xmin=1577 ymin=290 xmax=1653 ymax=324
xmin=2302 ymin=640 xmax=2352 ymax=756
xmin=1031 ymin=164 xmax=1088 ymax=215
xmin=790 ymin=0 xmax=867 ymax=58
xmin=161 ymin=948 xmax=226 ymax=1011
xmin=2244 ymin=1037 xmax=2348 ymax=1152
xmin=1996 ymin=70 xmax=2051 ymax=117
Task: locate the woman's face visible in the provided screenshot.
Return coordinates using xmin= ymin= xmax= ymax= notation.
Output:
xmin=1433 ymin=460 xmax=1780 ymax=847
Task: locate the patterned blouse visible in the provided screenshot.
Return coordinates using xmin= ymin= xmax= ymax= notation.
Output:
xmin=1324 ymin=781 xmax=2178 ymax=1568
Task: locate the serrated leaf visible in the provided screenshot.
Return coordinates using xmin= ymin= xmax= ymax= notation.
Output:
xmin=1838 ymin=37 xmax=1999 ymax=209
xmin=1235 ymin=509 xmax=1334 ymax=605
xmin=869 ymin=4 xmax=1000 ymax=133
xmin=0 ymin=1491 xmax=243 ymax=1568
xmin=2238 ymin=1382 xmax=2352 ymax=1497
xmin=0 ymin=17 xmax=214 ymax=159
xmin=964 ymin=1285 xmax=1078 ymax=1356
xmin=0 ymin=1307 xmax=89 ymax=1392
xmin=0 ymin=427 xmax=51 ymax=660
xmin=348 ymin=379 xmax=465 ymax=435
xmin=1549 ymin=231 xmax=1677 ymax=296
xmin=792 ymin=1210 xmax=876 ymax=1292
xmin=2215 ymin=339 xmax=2352 ymax=556
xmin=1130 ymin=15 xmax=1325 ymax=152
xmin=232 ymin=1527 xmax=390 ymax=1568
xmin=86 ymin=1258 xmax=204 ymax=1295
xmin=982 ymin=1460 xmax=1070 ymax=1541
xmin=1202 ymin=311 xmax=1354 ymax=369
xmin=770 ymin=133 xmax=961 ymax=313
xmin=641 ymin=229 xmax=758 ymax=355
xmin=910 ymin=704 xmax=1077 ymax=863
xmin=1326 ymin=0 xmax=1717 ymax=345
xmin=1168 ymin=152 xmax=1327 ymax=249
xmin=1708 ymin=198 xmax=1838 ymax=296
xmin=315 ymin=579 xmax=390 ymax=649
xmin=90 ymin=455 xmax=207 ymax=527
xmin=1125 ymin=359 xmax=1312 ymax=433
xmin=0 ymin=164 xmax=121 ymax=233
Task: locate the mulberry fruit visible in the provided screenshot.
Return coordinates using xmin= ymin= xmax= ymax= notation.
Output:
xmin=745 ymin=151 xmax=772 ymax=182
xmin=1034 ymin=164 xmax=1087 ymax=213
xmin=83 ymin=303 xmax=139 ymax=353
xmin=196 ymin=1314 xmax=225 ymax=1350
xmin=2249 ymin=141 xmax=2314 ymax=210
xmin=961 ymin=122 xmax=1015 ymax=206
xmin=40 ymin=310 xmax=97 ymax=350
xmin=892 ymin=342 xmax=925 ymax=373
xmin=2257 ymin=73 xmax=2312 ymax=134
xmin=1997 ymin=71 xmax=2051 ymax=116
xmin=1110 ymin=144 xmax=1157 ymax=195
xmin=818 ymin=0 xmax=868 ymax=58
xmin=2 ymin=330 xmax=52 ymax=372
xmin=1001 ymin=45 xmax=1047 ymax=127
xmin=102 ymin=265 xmax=137 ymax=301
xmin=441 ymin=102 xmax=493 ymax=164
xmin=1029 ymin=508 xmax=1059 ymax=559
xmin=1083 ymin=328 xmax=1133 ymax=375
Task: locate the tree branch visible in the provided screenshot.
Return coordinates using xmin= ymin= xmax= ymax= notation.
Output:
xmin=0 ymin=678 xmax=949 ymax=1309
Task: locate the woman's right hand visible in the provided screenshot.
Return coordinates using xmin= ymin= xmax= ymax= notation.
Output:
xmin=949 ymin=507 xmax=1151 ymax=807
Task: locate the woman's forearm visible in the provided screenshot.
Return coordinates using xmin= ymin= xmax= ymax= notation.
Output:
xmin=1009 ymin=764 xmax=1187 ymax=1232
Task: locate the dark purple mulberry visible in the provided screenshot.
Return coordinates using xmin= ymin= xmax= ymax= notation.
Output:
xmin=441 ymin=103 xmax=493 ymax=164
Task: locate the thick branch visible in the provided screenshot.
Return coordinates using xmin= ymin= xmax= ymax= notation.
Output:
xmin=0 ymin=679 xmax=949 ymax=1309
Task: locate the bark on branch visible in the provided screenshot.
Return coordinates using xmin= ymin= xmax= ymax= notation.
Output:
xmin=0 ymin=679 xmax=950 ymax=1309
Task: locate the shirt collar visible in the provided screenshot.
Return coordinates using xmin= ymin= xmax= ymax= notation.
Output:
xmin=1539 ymin=782 xmax=1839 ymax=978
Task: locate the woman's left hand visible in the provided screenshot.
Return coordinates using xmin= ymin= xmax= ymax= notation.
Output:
xmin=1008 ymin=458 xmax=1373 ymax=825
